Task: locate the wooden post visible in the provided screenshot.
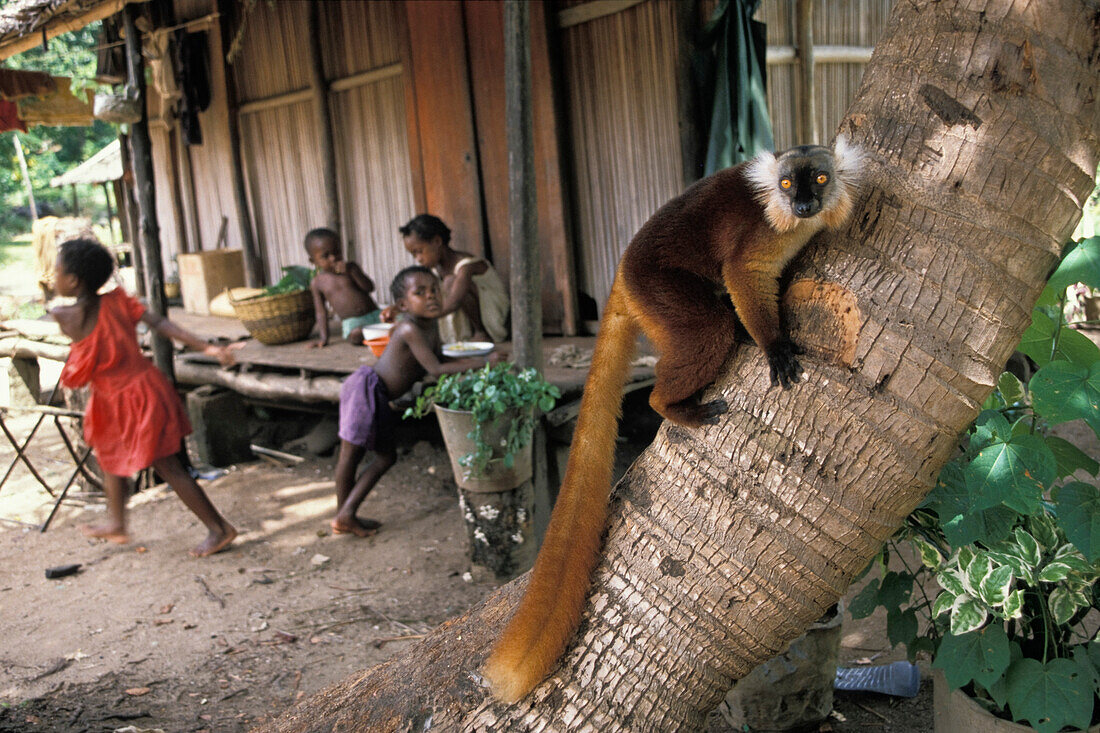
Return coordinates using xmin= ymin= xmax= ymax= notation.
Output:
xmin=13 ymin=134 xmax=37 ymax=220
xmin=217 ymin=0 xmax=263 ymax=287
xmin=795 ymin=0 xmax=818 ymax=145
xmin=505 ymin=0 xmax=540 ymax=371
xmin=306 ymin=0 xmax=340 ymax=234
xmin=676 ymin=0 xmax=701 ymax=186
xmin=124 ymin=4 xmax=174 ymax=378
xmin=116 ymin=132 xmax=145 ymax=295
xmin=101 ymin=182 xmax=117 ymax=243
xmin=70 ymin=184 xmax=79 ymax=215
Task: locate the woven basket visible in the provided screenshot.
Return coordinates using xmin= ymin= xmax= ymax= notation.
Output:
xmin=229 ymin=288 xmax=315 ymax=345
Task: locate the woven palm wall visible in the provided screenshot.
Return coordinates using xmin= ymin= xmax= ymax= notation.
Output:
xmin=556 ymin=0 xmax=684 ymax=314
xmin=758 ymin=0 xmax=893 ymax=150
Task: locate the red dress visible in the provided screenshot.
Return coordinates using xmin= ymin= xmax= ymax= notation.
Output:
xmin=61 ymin=289 xmax=192 ymax=476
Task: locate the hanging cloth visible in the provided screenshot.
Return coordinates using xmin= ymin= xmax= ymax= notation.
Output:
xmin=696 ymin=0 xmax=775 ymax=175
xmin=17 ymin=77 xmax=93 ymax=127
xmin=173 ymin=30 xmax=211 ymax=145
xmin=0 ymin=100 xmax=26 ymax=132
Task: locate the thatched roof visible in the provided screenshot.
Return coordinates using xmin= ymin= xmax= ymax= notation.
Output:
xmin=50 ymin=138 xmax=122 ymax=186
xmin=0 ymin=0 xmax=141 ymax=61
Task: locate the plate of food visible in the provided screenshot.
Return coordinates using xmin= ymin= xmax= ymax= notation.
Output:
xmin=442 ymin=341 xmax=494 ymax=358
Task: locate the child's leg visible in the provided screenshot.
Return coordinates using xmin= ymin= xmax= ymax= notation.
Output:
xmin=81 ymin=472 xmax=131 ymax=544
xmin=152 ymin=453 xmax=237 ymax=557
xmin=332 ymin=439 xmax=396 ymax=537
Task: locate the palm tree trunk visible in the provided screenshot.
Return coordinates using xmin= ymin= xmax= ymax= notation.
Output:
xmin=259 ymin=0 xmax=1100 ymax=730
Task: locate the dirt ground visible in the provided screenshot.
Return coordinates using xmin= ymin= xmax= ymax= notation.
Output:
xmin=0 ymin=387 xmax=934 ymax=733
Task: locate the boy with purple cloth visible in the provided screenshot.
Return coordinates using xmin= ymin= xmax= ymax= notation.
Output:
xmin=332 ymin=266 xmax=500 ymax=536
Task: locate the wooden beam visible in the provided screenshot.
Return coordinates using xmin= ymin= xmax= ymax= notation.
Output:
xmin=766 ymin=45 xmax=873 ymax=65
xmin=101 ymin=182 xmax=117 ymax=243
xmin=505 ymin=0 xmax=540 ymax=371
xmin=307 ymin=0 xmax=340 ymax=233
xmin=124 ymin=4 xmax=173 ymax=377
xmin=556 ymin=0 xmax=645 ymax=29
xmin=795 ymin=0 xmax=818 ymax=145
xmin=0 ymin=0 xmax=140 ymax=61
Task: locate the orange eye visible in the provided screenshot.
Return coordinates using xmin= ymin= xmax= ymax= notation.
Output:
xmin=780 ymin=178 xmax=792 ymax=190
xmin=816 ymin=173 xmax=829 ymax=185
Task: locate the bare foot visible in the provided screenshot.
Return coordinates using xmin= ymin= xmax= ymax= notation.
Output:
xmin=81 ymin=524 xmax=130 ymax=545
xmin=331 ymin=517 xmax=381 ymax=537
xmin=189 ymin=523 xmax=238 ymax=558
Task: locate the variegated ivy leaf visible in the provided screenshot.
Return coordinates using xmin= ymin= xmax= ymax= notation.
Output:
xmin=979 ymin=565 xmax=1014 ymax=606
xmin=937 ymin=567 xmax=965 ymax=597
xmin=1014 ymin=528 xmax=1043 ymax=570
xmin=912 ymin=535 xmax=943 ymax=569
xmin=1027 ymin=513 xmax=1059 ymax=550
xmin=932 ymin=589 xmax=957 ymax=618
xmin=965 ymin=553 xmax=994 ymax=596
xmin=1048 ymin=586 xmax=1085 ymax=626
xmin=986 ymin=550 xmax=1028 ymax=578
xmin=1037 ymin=561 xmax=1074 ymax=583
xmin=1003 ymin=589 xmax=1025 ymax=619
xmin=957 ymin=546 xmax=977 ymax=571
xmin=951 ymin=595 xmax=989 ymax=635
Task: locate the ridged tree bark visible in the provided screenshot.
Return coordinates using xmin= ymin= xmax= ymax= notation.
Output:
xmin=258 ymin=0 xmax=1100 ymax=730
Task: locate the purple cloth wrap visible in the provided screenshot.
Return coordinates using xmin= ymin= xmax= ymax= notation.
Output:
xmin=338 ymin=366 xmax=395 ymax=449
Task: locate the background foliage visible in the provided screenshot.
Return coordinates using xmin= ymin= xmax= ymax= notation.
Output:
xmin=1 ymin=22 xmax=118 ymax=244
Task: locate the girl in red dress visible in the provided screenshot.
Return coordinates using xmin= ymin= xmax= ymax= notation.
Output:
xmin=52 ymin=238 xmax=237 ymax=557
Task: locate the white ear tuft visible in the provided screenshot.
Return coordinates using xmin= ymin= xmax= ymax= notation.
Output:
xmin=832 ymin=134 xmax=864 ymax=183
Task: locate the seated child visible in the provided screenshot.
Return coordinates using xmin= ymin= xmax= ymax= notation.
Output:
xmin=332 ymin=265 xmax=503 ymax=536
xmin=305 ymin=227 xmax=382 ymax=347
xmin=397 ymin=214 xmax=510 ymax=344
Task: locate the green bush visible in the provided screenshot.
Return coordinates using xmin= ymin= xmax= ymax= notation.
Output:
xmin=852 ymin=235 xmax=1100 ymax=733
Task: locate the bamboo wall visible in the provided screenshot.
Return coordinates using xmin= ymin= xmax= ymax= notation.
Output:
xmin=556 ymin=0 xmax=684 ymax=314
xmin=759 ymin=0 xmax=894 ymax=149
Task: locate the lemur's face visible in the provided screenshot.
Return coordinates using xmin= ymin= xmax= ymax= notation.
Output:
xmin=774 ymin=146 xmax=838 ymax=219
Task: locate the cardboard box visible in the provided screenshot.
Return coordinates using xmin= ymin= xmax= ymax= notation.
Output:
xmin=178 ymin=249 xmax=245 ymax=315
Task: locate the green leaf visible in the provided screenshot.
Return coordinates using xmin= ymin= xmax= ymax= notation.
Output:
xmin=928 ymin=461 xmax=969 ymax=521
xmin=1005 ymin=657 xmax=1094 ymax=733
xmin=942 ymin=504 xmax=1017 ymax=547
xmin=998 ymin=371 xmax=1025 ymax=405
xmin=1042 ymin=236 xmax=1100 ymax=302
xmin=1046 ymin=436 xmax=1100 ymax=479
xmin=847 ymin=578 xmax=880 ymax=619
xmin=887 ymin=607 xmax=919 ymax=648
xmin=1055 ymin=327 xmax=1100 ymax=367
xmin=878 ymin=571 xmax=913 ymax=608
xmin=934 ymin=626 xmax=1010 ymax=689
xmin=972 ymin=410 xmax=1012 ymax=449
xmin=912 ymin=535 xmax=944 ymax=569
xmin=964 ymin=553 xmax=993 ymax=595
xmin=950 ymin=595 xmax=989 ymax=635
xmin=966 ymin=433 xmax=1055 ymax=514
xmin=1056 ymin=481 xmax=1100 ymax=562
xmin=979 ymin=565 xmax=1014 ymax=606
xmin=1031 ymin=361 xmax=1100 ymax=437
xmin=1019 ymin=310 xmax=1059 ymax=368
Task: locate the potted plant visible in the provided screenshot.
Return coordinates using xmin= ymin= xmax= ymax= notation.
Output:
xmin=851 ymin=235 xmax=1100 ymax=733
xmin=404 ymin=362 xmax=560 ymax=492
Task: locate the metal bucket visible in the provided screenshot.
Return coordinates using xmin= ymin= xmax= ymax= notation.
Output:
xmin=434 ymin=405 xmax=534 ymax=492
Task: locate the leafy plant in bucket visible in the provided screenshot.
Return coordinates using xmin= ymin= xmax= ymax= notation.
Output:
xmin=404 ymin=362 xmax=560 ymax=478
xmin=851 ymin=236 xmax=1100 ymax=733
